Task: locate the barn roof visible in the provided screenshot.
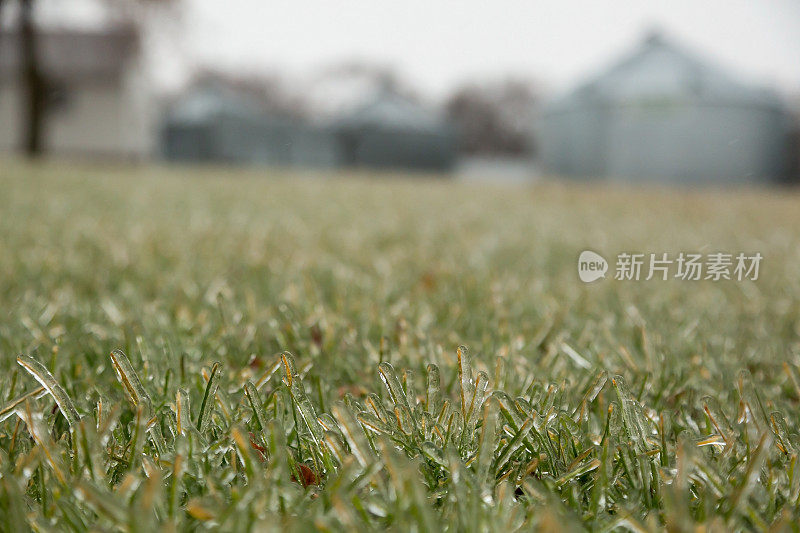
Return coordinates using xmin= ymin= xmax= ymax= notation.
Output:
xmin=548 ymin=31 xmax=783 ymax=111
xmin=167 ymin=86 xmax=261 ymax=124
xmin=332 ymin=91 xmax=450 ymax=134
xmin=0 ymin=25 xmax=139 ymax=83
xmin=164 ymin=84 xmax=297 ymax=129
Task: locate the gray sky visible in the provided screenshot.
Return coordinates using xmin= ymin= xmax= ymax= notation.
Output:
xmin=32 ymin=0 xmax=800 ymax=97
xmin=183 ymin=0 xmax=800 ymax=97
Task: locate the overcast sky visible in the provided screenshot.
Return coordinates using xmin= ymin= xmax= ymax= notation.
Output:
xmin=31 ymin=0 xmax=800 ymax=98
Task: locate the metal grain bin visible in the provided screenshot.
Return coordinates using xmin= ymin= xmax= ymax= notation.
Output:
xmin=538 ymin=32 xmax=790 ymax=185
xmin=161 ymin=85 xmax=339 ymax=168
xmin=331 ymin=92 xmax=457 ymax=172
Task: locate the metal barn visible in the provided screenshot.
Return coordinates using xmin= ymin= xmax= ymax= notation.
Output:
xmin=537 ymin=32 xmax=790 ymax=185
xmin=161 ymin=86 xmax=340 ymax=167
xmin=331 ymin=92 xmax=457 ymax=172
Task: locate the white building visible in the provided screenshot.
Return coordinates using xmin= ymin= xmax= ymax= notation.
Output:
xmin=538 ymin=32 xmax=790 ymax=185
xmin=0 ymin=26 xmax=153 ymax=159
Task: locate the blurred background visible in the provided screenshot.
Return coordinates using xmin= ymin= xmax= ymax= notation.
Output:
xmin=0 ymin=0 xmax=798 ymax=186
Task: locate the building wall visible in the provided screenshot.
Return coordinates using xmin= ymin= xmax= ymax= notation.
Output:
xmin=0 ymin=69 xmax=152 ymax=159
xmin=119 ymin=61 xmax=156 ymax=158
xmin=341 ymin=128 xmax=456 ymax=171
xmin=0 ymin=84 xmax=23 ymax=151
xmin=605 ymin=102 xmax=786 ymax=184
xmin=288 ymin=127 xmax=342 ymax=168
xmin=788 ymin=124 xmax=800 ymax=184
xmin=538 ymin=104 xmax=608 ymax=178
xmin=539 ymin=101 xmax=788 ymax=184
xmin=162 ymin=112 xmax=342 ymax=169
xmin=161 ymin=123 xmax=213 ymax=162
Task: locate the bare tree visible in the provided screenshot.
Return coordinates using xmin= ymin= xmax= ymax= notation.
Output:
xmin=445 ymin=78 xmax=540 ymax=156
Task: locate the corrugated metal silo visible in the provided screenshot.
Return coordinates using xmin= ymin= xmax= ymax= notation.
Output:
xmin=161 ymin=85 xmax=340 ymax=168
xmin=331 ymin=92 xmax=457 ymax=172
xmin=538 ymin=32 xmax=790 ymax=185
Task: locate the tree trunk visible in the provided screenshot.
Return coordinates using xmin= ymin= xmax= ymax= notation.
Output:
xmin=0 ymin=1 xmax=5 ymax=61
xmin=19 ymin=0 xmax=46 ymax=157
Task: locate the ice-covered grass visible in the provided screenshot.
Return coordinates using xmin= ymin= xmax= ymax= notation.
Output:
xmin=1 ymin=161 xmax=799 ymax=530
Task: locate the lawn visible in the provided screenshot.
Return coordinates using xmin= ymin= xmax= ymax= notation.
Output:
xmin=1 ymin=160 xmax=799 ymax=531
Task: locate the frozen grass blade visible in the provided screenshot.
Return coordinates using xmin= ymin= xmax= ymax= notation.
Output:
xmin=572 ymin=370 xmax=607 ymax=423
xmin=196 ymin=361 xmax=222 ymax=434
xmin=176 ymin=388 xmax=191 ymax=436
xmin=769 ymin=411 xmax=794 ymax=455
xmin=281 ymin=352 xmax=323 ymax=445
xmin=357 ymin=412 xmax=399 ymax=440
xmin=16 ymin=354 xmax=80 ymax=428
xmin=366 ymin=393 xmax=391 ymax=424
xmin=0 ymin=386 xmax=46 ymax=423
xmin=702 ymin=395 xmax=736 ymax=450
xmin=137 ymin=457 xmax=163 ymax=531
xmin=244 ymin=380 xmax=269 ymax=435
xmin=331 ymin=403 xmax=374 ymax=468
xmin=611 ymin=375 xmax=650 ymax=453
xmin=426 ymin=363 xmax=442 ymax=416
xmin=476 ymin=398 xmax=498 ymax=493
xmin=231 ymin=426 xmax=257 ymax=481
xmin=457 ymin=345 xmax=474 ymax=424
xmin=16 ymin=403 xmax=67 ymax=484
xmin=281 ymin=352 xmax=335 ymax=472
xmin=109 ymin=349 xmax=150 ymax=409
xmin=468 ymin=371 xmax=490 ymax=427
xmin=492 ymin=416 xmax=533 ymax=475
xmin=254 ymin=358 xmax=282 ymax=389
xmin=556 ymin=456 xmax=600 ymax=487
xmin=108 ymin=349 xmax=167 ymax=455
xmin=378 ymin=362 xmax=414 ymax=416
xmin=74 ymin=480 xmax=127 ymax=524
xmin=726 ymin=432 xmax=773 ymax=522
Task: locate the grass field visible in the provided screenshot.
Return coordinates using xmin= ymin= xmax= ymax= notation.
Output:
xmin=1 ymin=160 xmax=800 ymax=531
